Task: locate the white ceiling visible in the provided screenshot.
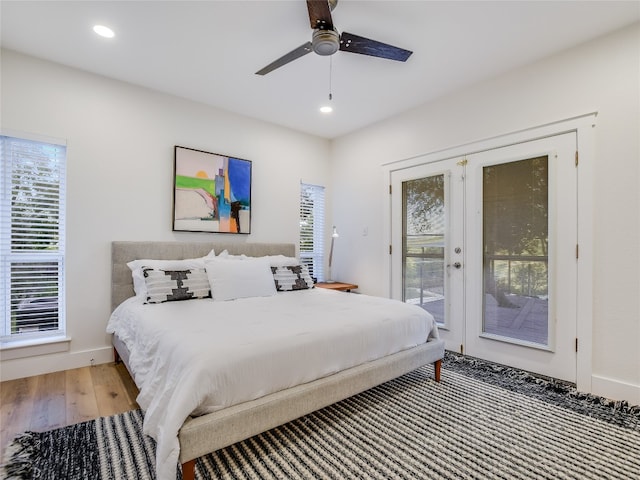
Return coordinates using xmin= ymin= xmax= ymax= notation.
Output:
xmin=2 ymin=1 xmax=639 ymax=139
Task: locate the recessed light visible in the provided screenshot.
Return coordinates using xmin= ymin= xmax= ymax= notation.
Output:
xmin=93 ymin=25 xmax=115 ymax=38
xmin=320 ymin=106 xmax=333 ymax=114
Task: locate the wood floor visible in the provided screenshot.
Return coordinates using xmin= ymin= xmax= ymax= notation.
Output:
xmin=0 ymin=362 xmax=139 ymax=455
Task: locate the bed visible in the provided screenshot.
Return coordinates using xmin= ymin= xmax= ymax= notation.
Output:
xmin=109 ymin=241 xmax=445 ymax=480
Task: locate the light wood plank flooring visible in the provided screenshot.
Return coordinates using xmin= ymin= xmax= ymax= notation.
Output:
xmin=0 ymin=363 xmax=139 ymax=454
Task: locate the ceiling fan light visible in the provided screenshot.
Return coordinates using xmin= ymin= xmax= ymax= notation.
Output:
xmin=312 ymin=29 xmax=340 ymax=56
xmin=93 ymin=25 xmax=115 ymax=38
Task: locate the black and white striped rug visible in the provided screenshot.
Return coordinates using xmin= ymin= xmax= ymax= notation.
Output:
xmin=3 ymin=353 xmax=639 ymax=480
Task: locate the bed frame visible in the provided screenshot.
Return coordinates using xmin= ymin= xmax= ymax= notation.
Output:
xmin=111 ymin=241 xmax=445 ymax=480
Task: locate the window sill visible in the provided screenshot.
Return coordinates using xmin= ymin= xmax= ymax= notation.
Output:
xmin=0 ymin=336 xmax=71 ymax=361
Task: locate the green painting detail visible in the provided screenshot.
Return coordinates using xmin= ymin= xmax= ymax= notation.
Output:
xmin=175 ymin=175 xmax=217 ymax=220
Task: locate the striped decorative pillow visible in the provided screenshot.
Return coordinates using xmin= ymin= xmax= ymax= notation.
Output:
xmin=271 ymin=265 xmax=314 ymax=292
xmin=142 ymin=267 xmax=211 ymax=303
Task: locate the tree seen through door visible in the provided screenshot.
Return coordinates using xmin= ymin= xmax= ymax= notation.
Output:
xmin=482 ymin=156 xmax=549 ymax=345
xmin=402 ymin=174 xmax=446 ymax=324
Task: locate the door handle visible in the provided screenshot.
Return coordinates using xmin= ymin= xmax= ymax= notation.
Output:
xmin=447 ymin=262 xmax=462 ymax=269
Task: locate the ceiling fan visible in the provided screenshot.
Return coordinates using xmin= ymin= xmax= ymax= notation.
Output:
xmin=256 ymin=0 xmax=413 ymax=76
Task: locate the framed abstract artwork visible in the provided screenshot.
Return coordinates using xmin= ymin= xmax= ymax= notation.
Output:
xmin=173 ymin=146 xmax=252 ymax=234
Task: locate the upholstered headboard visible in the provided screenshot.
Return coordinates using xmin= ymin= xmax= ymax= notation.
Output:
xmin=111 ymin=241 xmax=296 ymax=312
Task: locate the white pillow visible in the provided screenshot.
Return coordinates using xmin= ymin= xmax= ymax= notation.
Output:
xmin=265 ymin=255 xmax=300 ymax=267
xmin=127 ymin=249 xmax=216 ymax=298
xmin=217 ymin=251 xmax=298 ymax=267
xmin=205 ymin=257 xmax=276 ymax=301
xmin=216 ymin=249 xmax=247 ymax=260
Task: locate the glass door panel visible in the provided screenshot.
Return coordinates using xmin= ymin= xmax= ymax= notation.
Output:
xmin=402 ymin=175 xmax=445 ymax=324
xmin=482 ymin=156 xmax=549 ymax=346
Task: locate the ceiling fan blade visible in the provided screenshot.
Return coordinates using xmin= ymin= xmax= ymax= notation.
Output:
xmin=306 ymin=0 xmax=334 ymax=30
xmin=255 ymin=42 xmax=313 ymax=75
xmin=339 ymin=32 xmax=412 ymax=62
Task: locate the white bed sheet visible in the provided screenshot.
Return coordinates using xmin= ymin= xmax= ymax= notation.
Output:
xmin=106 ymin=288 xmax=438 ymax=480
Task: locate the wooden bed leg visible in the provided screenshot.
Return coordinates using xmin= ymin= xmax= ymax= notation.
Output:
xmin=113 ymin=347 xmax=121 ymax=364
xmin=434 ymin=359 xmax=442 ymax=382
xmin=182 ymin=459 xmax=196 ymax=480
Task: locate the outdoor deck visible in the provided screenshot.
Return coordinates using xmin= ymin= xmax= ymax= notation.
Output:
xmin=416 ymin=293 xmax=548 ymax=345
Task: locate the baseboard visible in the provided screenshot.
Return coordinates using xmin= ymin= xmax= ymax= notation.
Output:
xmin=0 ymin=346 xmax=114 ymax=382
xmin=591 ymin=373 xmax=640 ymax=405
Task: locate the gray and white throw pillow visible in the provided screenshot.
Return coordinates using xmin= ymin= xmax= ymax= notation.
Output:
xmin=271 ymin=265 xmax=314 ymax=291
xmin=142 ymin=267 xmax=211 ymax=304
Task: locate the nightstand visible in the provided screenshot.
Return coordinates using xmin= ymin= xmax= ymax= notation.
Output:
xmin=315 ymin=282 xmax=358 ymax=292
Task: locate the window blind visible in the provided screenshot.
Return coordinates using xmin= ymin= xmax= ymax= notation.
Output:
xmin=299 ymin=183 xmax=325 ymax=282
xmin=1 ymin=135 xmax=66 ymax=342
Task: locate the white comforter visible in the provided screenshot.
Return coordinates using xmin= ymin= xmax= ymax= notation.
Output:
xmin=106 ymin=288 xmax=437 ymax=480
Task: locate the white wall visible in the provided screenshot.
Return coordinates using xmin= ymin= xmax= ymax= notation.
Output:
xmin=330 ymin=23 xmax=640 ymax=403
xmin=0 ymin=49 xmax=331 ymax=380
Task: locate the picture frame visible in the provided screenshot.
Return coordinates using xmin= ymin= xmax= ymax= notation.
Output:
xmin=173 ymin=145 xmax=252 ymax=234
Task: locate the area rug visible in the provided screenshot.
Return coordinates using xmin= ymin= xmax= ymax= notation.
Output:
xmin=3 ymin=353 xmax=639 ymax=480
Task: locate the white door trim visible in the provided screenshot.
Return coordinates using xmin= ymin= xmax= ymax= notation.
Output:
xmin=381 ymin=112 xmax=596 ymax=393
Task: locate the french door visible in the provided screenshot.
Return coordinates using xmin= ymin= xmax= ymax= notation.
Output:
xmin=391 ymin=133 xmax=577 ymax=382
xmin=391 ymin=157 xmax=465 ymax=354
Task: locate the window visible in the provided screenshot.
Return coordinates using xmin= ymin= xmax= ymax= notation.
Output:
xmin=1 ymin=135 xmax=66 ymax=343
xmin=299 ymin=183 xmax=325 ymax=282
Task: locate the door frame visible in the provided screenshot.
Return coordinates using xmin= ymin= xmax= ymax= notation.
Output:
xmin=381 ymin=113 xmax=596 ymax=393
